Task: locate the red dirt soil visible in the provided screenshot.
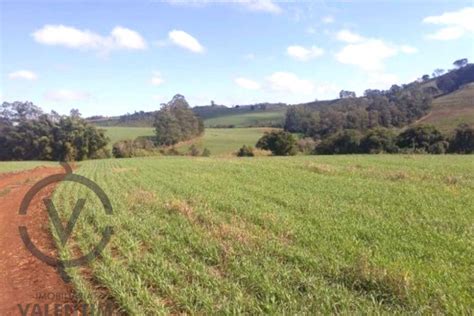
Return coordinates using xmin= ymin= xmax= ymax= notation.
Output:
xmin=0 ymin=167 xmax=76 ymax=315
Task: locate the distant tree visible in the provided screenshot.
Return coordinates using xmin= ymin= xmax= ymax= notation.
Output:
xmin=453 ymin=58 xmax=468 ymax=68
xmin=360 ymin=128 xmax=398 ymax=153
xmin=237 ymin=145 xmax=255 ymax=157
xmin=315 ymin=130 xmax=363 ymax=154
xmin=432 ymin=68 xmax=445 ymax=78
xmin=0 ymin=103 xmax=109 ymax=161
xmin=449 ymin=124 xmax=474 ymax=154
xmin=70 ymin=108 xmax=82 ymax=119
xmin=421 ymin=74 xmax=430 ymax=81
xmin=1 ymin=101 xmax=43 ymax=123
xmin=339 ymin=90 xmax=356 ymax=99
xmin=396 ymin=125 xmax=448 ymax=154
xmin=211 ymin=100 xmax=216 ymax=107
xmin=437 ymin=76 xmax=456 ymax=93
xmin=256 ymin=131 xmax=297 ymax=156
xmin=364 ymin=89 xmax=383 ymax=98
xmin=154 ymin=94 xmax=204 ymax=146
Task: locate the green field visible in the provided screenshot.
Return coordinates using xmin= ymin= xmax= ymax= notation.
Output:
xmin=416 ymin=83 xmax=474 ymax=132
xmin=102 ymin=127 xmax=155 ymax=146
xmin=0 ymin=161 xmax=53 ymax=174
xmin=204 ymin=110 xmax=285 ymax=128
xmin=175 ymin=128 xmax=269 ymax=156
xmin=104 ymin=127 xmax=268 ymax=156
xmin=51 ymin=155 xmax=473 ymax=314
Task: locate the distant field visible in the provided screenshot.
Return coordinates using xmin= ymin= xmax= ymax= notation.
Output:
xmin=204 ymin=110 xmax=285 ymax=128
xmin=53 ymin=155 xmax=473 ymax=314
xmin=175 ymin=128 xmax=269 ymax=156
xmin=103 ymin=127 xmax=268 ymax=156
xmin=0 ymin=161 xmax=53 ymax=174
xmin=416 ymin=84 xmax=474 ymax=132
xmin=102 ymin=127 xmax=155 ymax=146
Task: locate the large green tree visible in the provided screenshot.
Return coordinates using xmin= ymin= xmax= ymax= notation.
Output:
xmin=154 ymin=95 xmax=204 ymax=146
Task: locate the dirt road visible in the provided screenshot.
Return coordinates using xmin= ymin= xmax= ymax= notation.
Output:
xmin=0 ymin=167 xmax=76 ymax=315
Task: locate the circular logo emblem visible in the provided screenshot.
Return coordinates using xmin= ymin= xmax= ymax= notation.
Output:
xmin=18 ymin=163 xmax=113 ymax=279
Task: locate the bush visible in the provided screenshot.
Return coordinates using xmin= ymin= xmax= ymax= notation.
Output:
xmin=449 ymin=124 xmax=474 ymax=153
xmin=315 ymin=130 xmax=363 ymax=155
xmin=188 ymin=144 xmax=201 ymax=156
xmin=360 ymin=129 xmax=398 ymax=154
xmin=202 ymin=148 xmax=211 ymax=157
xmin=296 ymin=137 xmax=318 ymax=154
xmin=112 ymin=138 xmax=157 ymax=158
xmin=237 ymin=145 xmax=254 ymax=157
xmin=396 ymin=125 xmax=448 ymax=154
xmin=256 ymin=131 xmax=297 ymax=156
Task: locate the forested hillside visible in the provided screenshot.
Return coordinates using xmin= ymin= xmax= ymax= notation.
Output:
xmin=285 ymin=63 xmax=474 ymax=139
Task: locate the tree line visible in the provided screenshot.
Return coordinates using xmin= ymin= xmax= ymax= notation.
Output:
xmin=0 ymin=102 xmax=109 ymax=161
xmin=245 ymin=124 xmax=474 ymax=157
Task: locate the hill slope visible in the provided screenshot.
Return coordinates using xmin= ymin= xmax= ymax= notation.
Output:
xmin=415 ymin=83 xmax=474 ymax=132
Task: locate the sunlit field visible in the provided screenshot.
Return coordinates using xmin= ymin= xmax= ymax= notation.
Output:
xmin=104 ymin=127 xmax=269 ymax=156
xmin=52 ymin=155 xmax=473 ymax=314
xmin=0 ymin=161 xmax=54 ymax=174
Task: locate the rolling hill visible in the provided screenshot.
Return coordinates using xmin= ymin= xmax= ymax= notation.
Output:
xmin=415 ymin=83 xmax=474 ymax=132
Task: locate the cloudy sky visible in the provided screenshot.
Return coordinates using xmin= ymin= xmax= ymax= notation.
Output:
xmin=1 ymin=0 xmax=473 ymax=116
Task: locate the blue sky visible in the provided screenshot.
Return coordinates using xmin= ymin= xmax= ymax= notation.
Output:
xmin=1 ymin=0 xmax=473 ymax=117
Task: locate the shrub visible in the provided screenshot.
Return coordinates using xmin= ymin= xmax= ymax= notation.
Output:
xmin=237 ymin=145 xmax=255 ymax=157
xmin=256 ymin=131 xmax=297 ymax=156
xmin=396 ymin=125 xmax=448 ymax=154
xmin=296 ymin=137 xmax=317 ymax=154
xmin=112 ymin=138 xmax=157 ymax=158
xmin=202 ymin=148 xmax=211 ymax=157
xmin=188 ymin=144 xmax=201 ymax=156
xmin=315 ymin=130 xmax=363 ymax=155
xmin=360 ymin=129 xmax=399 ymax=154
xmin=449 ymin=124 xmax=474 ymax=153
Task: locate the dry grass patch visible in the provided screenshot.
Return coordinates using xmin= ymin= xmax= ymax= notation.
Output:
xmin=339 ymin=255 xmax=413 ymax=308
xmin=305 ymin=163 xmax=336 ymax=175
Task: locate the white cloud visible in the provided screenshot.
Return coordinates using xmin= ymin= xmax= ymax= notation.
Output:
xmin=400 ymin=45 xmax=418 ymax=54
xmin=8 ymin=70 xmax=38 ymax=81
xmin=426 ymin=26 xmax=465 ymax=40
xmin=266 ymin=72 xmax=315 ymax=95
xmin=336 ymin=39 xmax=398 ymax=71
xmin=287 ymin=45 xmax=324 ymax=61
xmin=166 ymin=0 xmax=282 ymax=14
xmin=235 ymin=77 xmax=261 ymax=90
xmin=168 ymin=30 xmax=204 ymax=53
xmin=151 ymin=72 xmax=164 ymax=86
xmin=336 ymin=30 xmax=364 ymax=43
xmin=44 ymin=89 xmax=90 ymax=102
xmin=423 ymin=7 xmax=474 ymax=40
xmin=237 ymin=0 xmax=282 ymax=14
xmin=32 ymin=25 xmax=147 ymax=52
xmin=110 ymin=26 xmax=147 ymax=49
xmin=321 ymin=15 xmax=334 ymax=24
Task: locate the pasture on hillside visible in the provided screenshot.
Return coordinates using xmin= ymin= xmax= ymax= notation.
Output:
xmin=104 ymin=127 xmax=269 ymax=156
xmin=203 ymin=110 xmax=285 ymax=128
xmin=416 ymin=83 xmax=474 ymax=132
xmin=51 ymin=155 xmax=473 ymax=314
